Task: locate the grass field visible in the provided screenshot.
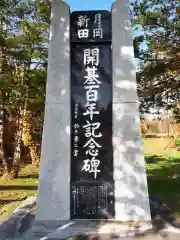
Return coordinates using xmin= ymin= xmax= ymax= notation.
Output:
xmin=143 ymin=137 xmax=180 ymax=217
xmin=0 ymin=137 xmax=179 ymax=220
xmin=0 ymin=165 xmax=38 ymax=220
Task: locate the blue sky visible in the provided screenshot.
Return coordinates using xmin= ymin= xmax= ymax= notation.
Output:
xmin=65 ymin=0 xmax=147 ymax=50
xmin=66 ymin=0 xmax=146 ymax=49
xmin=66 ymin=0 xmax=114 ymax=11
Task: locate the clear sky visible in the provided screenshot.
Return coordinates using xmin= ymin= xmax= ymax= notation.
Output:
xmin=66 ymin=0 xmax=145 ymax=46
xmin=66 ymin=0 xmax=115 ymax=11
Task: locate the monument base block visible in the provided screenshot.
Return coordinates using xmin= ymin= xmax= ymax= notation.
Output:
xmin=30 ymin=220 xmax=153 ymax=240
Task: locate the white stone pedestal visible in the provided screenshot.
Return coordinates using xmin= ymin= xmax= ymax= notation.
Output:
xmin=35 ymin=0 xmax=71 ymax=222
xmin=34 ymin=0 xmax=151 ymax=236
xmin=112 ymin=0 xmax=151 ymax=221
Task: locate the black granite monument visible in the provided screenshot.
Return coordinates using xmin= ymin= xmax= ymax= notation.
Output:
xmin=70 ymin=10 xmax=114 ymax=219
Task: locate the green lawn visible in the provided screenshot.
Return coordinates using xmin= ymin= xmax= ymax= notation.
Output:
xmin=143 ymin=137 xmax=180 ymax=217
xmin=0 ymin=137 xmax=179 ymax=220
xmin=145 ymin=152 xmax=180 ymax=216
xmin=0 ymin=165 xmax=38 ymax=220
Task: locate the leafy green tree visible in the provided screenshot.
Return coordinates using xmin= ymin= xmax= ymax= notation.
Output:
xmin=10 ymin=0 xmax=49 ymax=177
xmin=0 ymin=0 xmax=49 ymax=178
xmin=132 ymin=0 xmax=180 ymax=121
xmin=0 ymin=0 xmax=22 ymax=177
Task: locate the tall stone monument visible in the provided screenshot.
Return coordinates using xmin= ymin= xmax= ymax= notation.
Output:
xmin=35 ymin=0 xmax=151 ymax=235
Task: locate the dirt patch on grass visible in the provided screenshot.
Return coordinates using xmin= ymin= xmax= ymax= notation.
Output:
xmin=143 ymin=137 xmax=176 ymax=155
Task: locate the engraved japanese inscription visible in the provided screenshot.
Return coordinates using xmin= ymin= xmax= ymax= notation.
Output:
xmin=70 ymin=11 xmax=114 ymax=219
xmin=71 ymin=11 xmax=111 ymax=42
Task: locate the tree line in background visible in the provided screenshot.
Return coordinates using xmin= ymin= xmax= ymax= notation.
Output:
xmin=0 ymin=0 xmax=50 ymax=178
xmin=0 ymin=0 xmax=179 ymax=179
xmin=132 ymin=0 xmax=179 ymax=119
xmin=132 ymin=0 xmax=180 ymax=149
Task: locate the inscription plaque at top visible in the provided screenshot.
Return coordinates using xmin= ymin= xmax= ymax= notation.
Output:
xmin=71 ymin=11 xmax=112 ymax=42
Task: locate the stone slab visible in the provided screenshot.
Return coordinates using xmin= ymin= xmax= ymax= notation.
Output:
xmin=113 ymin=102 xmax=150 ymax=221
xmin=45 ymin=0 xmax=70 ymax=105
xmin=35 ymin=0 xmax=71 ymax=222
xmin=35 ymin=103 xmax=71 ymax=221
xmin=112 ymin=0 xmax=138 ymax=103
xmin=40 ymin=221 xmax=153 ymax=240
